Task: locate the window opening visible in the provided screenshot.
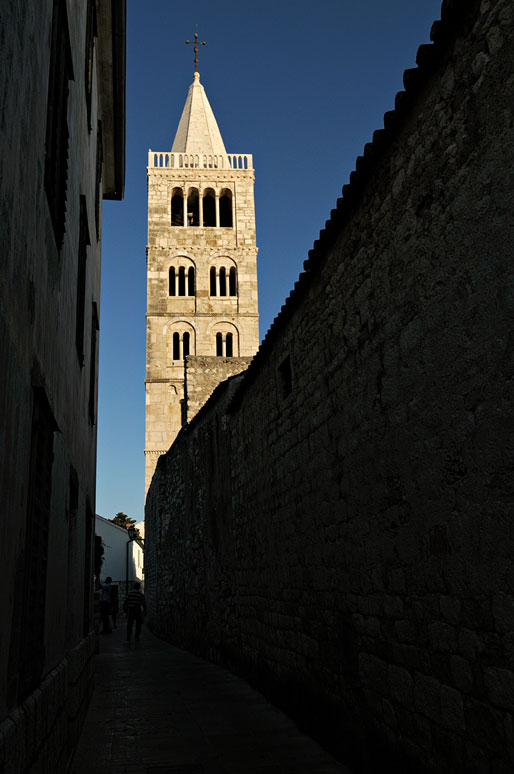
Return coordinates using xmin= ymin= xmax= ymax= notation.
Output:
xmin=229 ymin=267 xmax=237 ymax=296
xmin=203 ymin=190 xmax=215 ymax=226
xmin=226 ymin=333 xmax=233 ymax=357
xmin=76 ymin=196 xmax=90 ymax=365
xmin=216 ymin=332 xmax=223 ymax=356
xmin=183 ymin=332 xmax=190 ymax=358
xmin=45 ymin=0 xmax=74 ymax=250
xmin=219 ymin=193 xmax=232 ymax=227
xmin=178 ymin=266 xmax=186 ymax=296
xmin=210 ymin=267 xmax=216 ymax=296
xmin=219 ymin=267 xmax=227 ymax=297
xmin=173 ymin=332 xmax=180 ymax=360
xmin=187 ymin=190 xmax=199 ymax=226
xmin=188 ymin=266 xmax=195 ymax=296
xmin=84 ymin=0 xmax=97 ymax=131
xmin=171 ymin=190 xmax=184 ymax=226
xmin=18 ymin=387 xmax=57 ymax=701
xmin=169 ymin=266 xmax=176 ymax=296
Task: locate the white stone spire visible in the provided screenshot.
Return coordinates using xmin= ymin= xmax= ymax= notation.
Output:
xmin=171 ymin=72 xmax=227 ymax=156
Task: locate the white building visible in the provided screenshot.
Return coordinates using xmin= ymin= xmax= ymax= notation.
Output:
xmin=95 ymin=516 xmax=144 ymax=601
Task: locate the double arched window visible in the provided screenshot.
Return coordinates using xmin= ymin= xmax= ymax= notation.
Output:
xmin=172 ymin=331 xmax=190 ymax=360
xmin=212 ymin=323 xmax=238 ymax=357
xmin=169 ymin=323 xmax=195 ymax=362
xmin=168 ymin=257 xmax=195 ymax=296
xmin=209 ymin=260 xmax=237 ymax=297
xmin=171 ymin=186 xmax=233 ymax=228
xmin=216 ymin=331 xmax=233 ymax=356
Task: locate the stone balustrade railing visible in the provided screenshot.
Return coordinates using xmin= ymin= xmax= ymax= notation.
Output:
xmin=148 ymin=151 xmax=253 ymax=171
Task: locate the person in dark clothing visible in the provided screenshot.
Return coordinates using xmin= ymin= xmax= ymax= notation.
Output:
xmin=100 ymin=576 xmax=113 ymax=634
xmin=125 ymin=582 xmax=147 ymax=642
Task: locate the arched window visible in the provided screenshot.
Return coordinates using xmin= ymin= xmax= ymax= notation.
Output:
xmin=187 ymin=189 xmax=199 ymax=226
xmin=213 ymin=326 xmax=238 ymax=357
xmin=171 ymin=329 xmax=194 ymax=361
xmin=203 ymin=189 xmax=215 ymax=227
xmin=220 ymin=190 xmax=232 ymax=227
xmin=178 ymin=266 xmax=186 ymax=296
xmin=219 ymin=267 xmax=227 ymax=297
xmin=229 ymin=267 xmax=237 ymax=296
xmin=171 ymin=188 xmax=184 ymax=226
xmin=209 ymin=261 xmax=237 ymax=297
xmin=173 ymin=332 xmax=180 ymax=360
xmin=169 ymin=259 xmax=195 ymax=296
xmin=188 ymin=267 xmax=195 ymax=296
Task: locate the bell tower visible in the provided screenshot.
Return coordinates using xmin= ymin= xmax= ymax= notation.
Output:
xmin=145 ymin=64 xmax=259 ymax=494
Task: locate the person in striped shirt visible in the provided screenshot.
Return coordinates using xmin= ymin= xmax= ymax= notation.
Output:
xmin=125 ymin=582 xmax=147 ymax=642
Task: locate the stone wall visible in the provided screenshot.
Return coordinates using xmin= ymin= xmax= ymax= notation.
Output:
xmin=0 ymin=0 xmax=125 ymax=771
xmin=0 ymin=635 xmax=96 ymax=774
xmin=146 ymin=1 xmax=514 ymax=771
xmin=184 ymin=355 xmax=253 ymax=422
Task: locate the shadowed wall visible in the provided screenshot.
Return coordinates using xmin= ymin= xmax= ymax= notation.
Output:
xmin=146 ymin=1 xmax=514 ymax=770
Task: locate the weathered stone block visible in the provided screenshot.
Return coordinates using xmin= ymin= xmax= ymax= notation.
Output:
xmin=465 ymin=697 xmax=505 ymax=754
xmin=451 ymin=655 xmax=473 ymax=694
xmin=485 ymin=667 xmax=514 ymax=711
xmin=429 ymin=621 xmax=457 ymax=653
xmin=414 ymin=672 xmax=441 ymax=723
xmin=493 ymin=594 xmax=514 ymax=634
xmin=440 ymin=684 xmax=465 ymax=733
xmin=388 ymin=664 xmax=413 ymax=707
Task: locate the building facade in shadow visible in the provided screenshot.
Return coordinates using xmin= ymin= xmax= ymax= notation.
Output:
xmin=0 ymin=1 xmax=126 ymax=770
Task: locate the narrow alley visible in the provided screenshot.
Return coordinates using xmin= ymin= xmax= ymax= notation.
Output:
xmin=71 ymin=626 xmax=352 ymax=774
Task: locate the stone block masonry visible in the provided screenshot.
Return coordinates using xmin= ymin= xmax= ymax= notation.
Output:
xmin=0 ymin=634 xmax=95 ymax=774
xmin=184 ymin=355 xmax=253 ymax=423
xmin=146 ymin=0 xmax=514 ymax=771
xmin=0 ymin=0 xmax=125 ymax=771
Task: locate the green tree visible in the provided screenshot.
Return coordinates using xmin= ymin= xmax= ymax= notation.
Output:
xmin=109 ymin=512 xmax=140 ymax=537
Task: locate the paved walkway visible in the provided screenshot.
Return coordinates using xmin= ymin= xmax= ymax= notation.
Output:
xmin=71 ymin=624 xmax=352 ymax=774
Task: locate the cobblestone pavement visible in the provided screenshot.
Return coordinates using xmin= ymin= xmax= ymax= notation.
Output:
xmin=71 ymin=624 xmax=352 ymax=774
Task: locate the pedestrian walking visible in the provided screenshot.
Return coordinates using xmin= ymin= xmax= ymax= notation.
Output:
xmin=100 ymin=576 xmax=113 ymax=634
xmin=124 ymin=582 xmax=147 ymax=642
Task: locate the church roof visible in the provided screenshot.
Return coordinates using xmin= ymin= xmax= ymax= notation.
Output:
xmin=171 ymin=72 xmax=227 ymax=156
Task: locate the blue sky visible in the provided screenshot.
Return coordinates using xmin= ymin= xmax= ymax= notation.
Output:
xmin=96 ymin=0 xmax=443 ymax=522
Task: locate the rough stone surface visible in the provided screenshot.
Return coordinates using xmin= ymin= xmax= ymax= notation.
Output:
xmin=184 ymin=355 xmax=253 ymax=423
xmin=0 ymin=1 xmax=123 ymax=771
xmin=0 ymin=635 xmax=95 ymax=774
xmin=146 ymin=1 xmax=514 ymax=772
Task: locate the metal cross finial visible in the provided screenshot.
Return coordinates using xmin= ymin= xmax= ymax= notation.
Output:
xmin=185 ymin=29 xmax=206 ymax=73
